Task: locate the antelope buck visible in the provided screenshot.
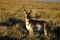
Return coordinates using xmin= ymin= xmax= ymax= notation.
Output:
xmin=23 ymin=6 xmax=49 ymax=37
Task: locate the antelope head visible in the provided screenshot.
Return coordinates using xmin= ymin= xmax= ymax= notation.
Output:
xmin=23 ymin=6 xmax=33 ymax=19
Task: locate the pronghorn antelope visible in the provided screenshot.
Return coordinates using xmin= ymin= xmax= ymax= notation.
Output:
xmin=23 ymin=6 xmax=49 ymax=37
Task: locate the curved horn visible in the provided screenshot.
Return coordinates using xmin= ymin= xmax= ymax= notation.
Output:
xmin=28 ymin=6 xmax=33 ymax=14
xmin=23 ymin=5 xmax=28 ymax=14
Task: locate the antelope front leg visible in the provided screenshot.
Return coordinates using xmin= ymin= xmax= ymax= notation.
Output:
xmin=29 ymin=31 xmax=34 ymax=37
xmin=28 ymin=24 xmax=34 ymax=37
xmin=44 ymin=23 xmax=48 ymax=37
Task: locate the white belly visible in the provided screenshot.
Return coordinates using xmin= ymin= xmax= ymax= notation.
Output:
xmin=34 ymin=24 xmax=43 ymax=32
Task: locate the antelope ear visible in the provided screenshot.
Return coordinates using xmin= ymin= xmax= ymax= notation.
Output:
xmin=25 ymin=11 xmax=29 ymax=14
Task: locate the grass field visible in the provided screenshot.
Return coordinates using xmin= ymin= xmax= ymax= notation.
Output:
xmin=0 ymin=0 xmax=60 ymax=40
